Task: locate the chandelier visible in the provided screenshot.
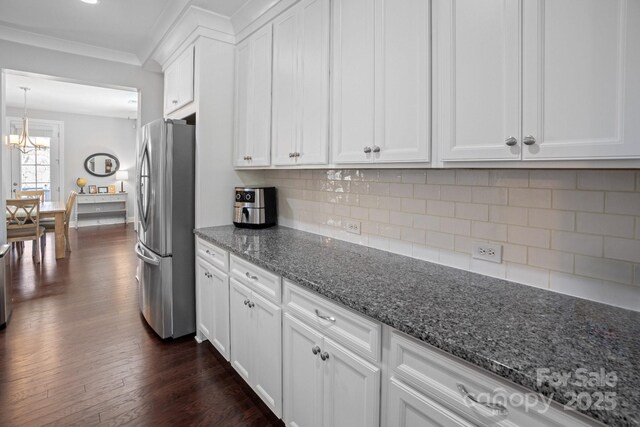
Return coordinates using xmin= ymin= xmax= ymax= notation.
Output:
xmin=7 ymin=87 xmax=47 ymax=153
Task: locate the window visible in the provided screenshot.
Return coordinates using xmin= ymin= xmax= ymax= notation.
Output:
xmin=13 ymin=137 xmax=52 ymax=199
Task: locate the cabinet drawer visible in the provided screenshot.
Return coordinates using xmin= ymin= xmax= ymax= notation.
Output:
xmin=230 ymin=255 xmax=281 ymax=303
xmin=283 ymin=280 xmax=381 ymax=363
xmin=390 ymin=331 xmax=594 ymax=427
xmin=196 ymin=238 xmax=228 ymax=272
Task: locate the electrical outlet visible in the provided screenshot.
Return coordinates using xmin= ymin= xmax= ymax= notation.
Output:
xmin=472 ymin=242 xmax=503 ymax=263
xmin=344 ymin=220 xmax=361 ymax=235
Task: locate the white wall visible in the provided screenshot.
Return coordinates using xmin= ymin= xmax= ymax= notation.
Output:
xmin=7 ymin=107 xmax=136 ymax=225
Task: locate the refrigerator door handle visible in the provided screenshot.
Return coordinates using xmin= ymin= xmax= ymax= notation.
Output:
xmin=135 ymin=243 xmax=160 ymax=266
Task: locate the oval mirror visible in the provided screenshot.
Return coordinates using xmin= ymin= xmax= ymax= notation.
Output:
xmin=84 ymin=153 xmax=120 ymax=177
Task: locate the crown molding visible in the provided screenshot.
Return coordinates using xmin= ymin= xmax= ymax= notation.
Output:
xmin=148 ymin=5 xmax=235 ymax=68
xmin=0 ymin=23 xmax=142 ymax=66
xmin=231 ymin=0 xmax=297 ymax=42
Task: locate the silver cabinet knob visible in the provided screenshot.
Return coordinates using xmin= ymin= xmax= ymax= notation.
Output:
xmin=244 ymin=299 xmax=250 ymax=306
xmin=363 ymin=146 xmax=372 ymax=154
xmin=312 ymin=346 xmax=321 ymax=355
xmin=205 ymin=249 xmax=214 ymax=256
xmin=289 ymin=153 xmax=294 ymax=158
xmin=320 ymin=352 xmax=330 ymax=361
xmin=505 ymin=136 xmax=517 ymax=146
xmin=295 ymin=152 xmax=300 ymax=158
xmin=172 ymin=100 xmax=178 ymax=104
xmin=372 ymin=145 xmax=381 ymax=153
xmin=248 ymin=302 xmax=255 ymax=308
xmin=245 ymin=272 xmax=258 ymax=280
xmin=523 ymin=135 xmax=536 ymax=145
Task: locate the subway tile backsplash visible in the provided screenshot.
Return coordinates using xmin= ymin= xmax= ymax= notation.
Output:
xmin=265 ymin=169 xmax=640 ymax=311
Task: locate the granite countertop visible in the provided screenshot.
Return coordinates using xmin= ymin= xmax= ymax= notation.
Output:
xmin=194 ymin=225 xmax=639 ymax=426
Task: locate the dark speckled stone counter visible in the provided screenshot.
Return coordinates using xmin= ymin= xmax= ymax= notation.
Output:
xmin=195 ymin=225 xmax=639 ymax=426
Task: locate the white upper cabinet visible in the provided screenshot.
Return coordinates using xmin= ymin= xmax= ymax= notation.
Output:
xmin=374 ymin=0 xmax=430 ymax=163
xmin=272 ymin=0 xmax=330 ymax=166
xmin=522 ymin=0 xmax=640 ymax=160
xmin=164 ymin=45 xmax=195 ymax=115
xmin=333 ymin=0 xmax=430 ymax=164
xmin=234 ymin=24 xmax=273 ymax=167
xmin=435 ymin=0 xmax=521 ymax=161
xmin=436 ymin=0 xmax=640 ymax=162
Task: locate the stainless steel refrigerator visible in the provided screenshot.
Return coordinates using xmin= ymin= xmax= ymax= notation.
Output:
xmin=135 ymin=119 xmax=195 ymax=339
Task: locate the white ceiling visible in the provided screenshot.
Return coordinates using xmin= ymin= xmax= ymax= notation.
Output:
xmin=5 ymin=74 xmax=138 ymax=119
xmin=0 ymin=0 xmax=249 ymax=65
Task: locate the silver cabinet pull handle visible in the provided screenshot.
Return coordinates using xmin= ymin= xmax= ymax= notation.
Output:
xmin=205 ymin=249 xmax=215 ymax=256
xmin=320 ymin=352 xmax=330 ymax=361
xmin=315 ymin=309 xmax=336 ymax=322
xmin=523 ymin=135 xmax=536 ymax=145
xmin=505 ymin=136 xmax=517 ymax=146
xmin=172 ymin=100 xmax=178 ymax=104
xmin=245 ymin=272 xmax=258 ymax=280
xmin=248 ymin=302 xmax=255 ymax=308
xmin=244 ymin=299 xmax=250 ymax=306
xmin=372 ymin=145 xmax=381 ymax=153
xmin=312 ymin=346 xmax=321 ymax=355
xmin=289 ymin=153 xmax=294 ymax=158
xmin=457 ymin=384 xmax=508 ymax=416
xmin=363 ymin=146 xmax=372 ymax=154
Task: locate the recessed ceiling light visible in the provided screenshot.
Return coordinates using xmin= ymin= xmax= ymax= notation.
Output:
xmin=80 ymin=0 xmax=99 ymax=4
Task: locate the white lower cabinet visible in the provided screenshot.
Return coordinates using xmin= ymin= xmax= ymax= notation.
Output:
xmin=195 ymin=244 xmax=230 ymax=361
xmin=230 ymin=278 xmax=283 ymax=417
xmin=387 ymin=378 xmax=474 ymax=427
xmin=283 ymin=313 xmax=381 ymax=427
xmin=385 ymin=330 xmax=596 ymax=427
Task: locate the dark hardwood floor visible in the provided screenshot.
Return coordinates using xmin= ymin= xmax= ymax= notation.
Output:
xmin=0 ymin=224 xmax=283 ymax=426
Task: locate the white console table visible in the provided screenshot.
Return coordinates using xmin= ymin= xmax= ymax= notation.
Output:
xmin=75 ymin=193 xmax=128 ymax=228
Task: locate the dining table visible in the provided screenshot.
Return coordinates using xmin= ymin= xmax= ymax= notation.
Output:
xmin=38 ymin=201 xmax=67 ymax=259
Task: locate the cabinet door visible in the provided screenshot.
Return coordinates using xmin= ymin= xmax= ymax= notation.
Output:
xmin=234 ymin=39 xmax=251 ymax=166
xmin=374 ymin=0 xmax=430 ymax=163
xmin=195 ymin=257 xmax=214 ymax=341
xmin=332 ymin=0 xmax=375 ymax=164
xmin=435 ymin=0 xmax=521 ymax=161
xmin=235 ymin=25 xmax=273 ymax=167
xmin=387 ymin=378 xmax=475 ymax=427
xmin=229 ymin=279 xmax=252 ymax=383
xmin=164 ymin=63 xmax=180 ymax=114
xmin=248 ymin=24 xmax=273 ymax=166
xmin=251 ymin=292 xmax=283 ymax=417
xmin=322 ymin=338 xmax=380 ymax=427
xmin=283 ymin=314 xmax=324 ymax=427
xmin=209 ymin=267 xmax=230 ymax=361
xmin=522 ymin=0 xmax=640 ymax=159
xmin=272 ymin=7 xmax=299 ymax=166
xmin=176 ymin=45 xmax=195 ymax=110
xmin=297 ymin=0 xmax=330 ymax=165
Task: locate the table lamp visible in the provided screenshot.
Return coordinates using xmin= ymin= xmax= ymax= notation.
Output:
xmin=115 ymin=170 xmax=129 ymax=193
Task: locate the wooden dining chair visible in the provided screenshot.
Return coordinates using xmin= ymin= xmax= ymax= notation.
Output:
xmin=41 ymin=191 xmax=78 ymax=252
xmin=6 ymin=199 xmax=45 ymax=263
xmin=16 ymin=190 xmax=46 ymax=203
